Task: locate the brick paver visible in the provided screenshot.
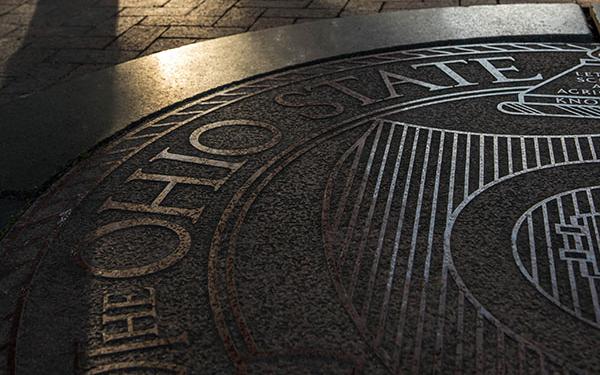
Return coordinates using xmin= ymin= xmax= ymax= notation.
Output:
xmin=0 ymin=0 xmax=595 ymax=105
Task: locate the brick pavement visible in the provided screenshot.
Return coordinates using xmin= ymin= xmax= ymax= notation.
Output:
xmin=0 ymin=0 xmax=596 ymax=105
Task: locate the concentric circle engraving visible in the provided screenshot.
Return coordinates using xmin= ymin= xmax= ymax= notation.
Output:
xmin=2 ymin=43 xmax=600 ymax=374
xmin=513 ymin=186 xmax=600 ymax=329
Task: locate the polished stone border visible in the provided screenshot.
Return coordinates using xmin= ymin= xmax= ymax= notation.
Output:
xmin=0 ymin=3 xmax=593 ymax=194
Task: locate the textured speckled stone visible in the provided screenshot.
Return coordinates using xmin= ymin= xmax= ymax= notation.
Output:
xmin=2 ymin=42 xmax=600 ymax=374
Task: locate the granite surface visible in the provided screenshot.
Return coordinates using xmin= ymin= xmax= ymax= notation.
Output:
xmin=2 ymin=41 xmax=600 ymax=374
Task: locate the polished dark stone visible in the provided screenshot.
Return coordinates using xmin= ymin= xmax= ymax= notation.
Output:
xmin=2 ymin=41 xmax=600 ymax=374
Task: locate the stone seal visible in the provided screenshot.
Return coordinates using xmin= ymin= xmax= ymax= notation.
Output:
xmin=2 ymin=42 xmax=600 ymax=374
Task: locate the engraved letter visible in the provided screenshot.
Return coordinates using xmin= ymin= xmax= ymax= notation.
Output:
xmin=379 ymin=69 xmax=449 ymax=99
xmin=85 ymin=362 xmax=187 ymax=375
xmin=190 ymin=119 xmax=281 ymax=156
xmin=99 ymin=148 xmax=245 ymax=223
xmin=307 ymin=76 xmax=378 ymax=105
xmin=87 ymin=333 xmax=189 ymax=358
xmin=275 ymin=91 xmax=344 ymax=119
xmin=411 ymin=59 xmax=477 ymax=88
xmin=77 ymin=218 xmax=191 ymax=278
xmin=102 ymin=288 xmax=158 ymax=343
xmin=470 ymin=56 xmax=542 ymax=83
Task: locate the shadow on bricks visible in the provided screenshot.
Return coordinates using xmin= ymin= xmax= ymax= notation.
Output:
xmin=0 ymin=0 xmax=121 ymax=231
xmin=1 ymin=0 xmax=122 ymax=102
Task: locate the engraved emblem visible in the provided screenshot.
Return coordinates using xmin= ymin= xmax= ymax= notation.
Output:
xmin=3 ymin=43 xmax=600 ymax=374
xmin=513 ymin=187 xmax=600 ymax=328
xmin=556 ymin=218 xmax=600 ymax=281
xmin=499 ymin=47 xmax=600 ymax=119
